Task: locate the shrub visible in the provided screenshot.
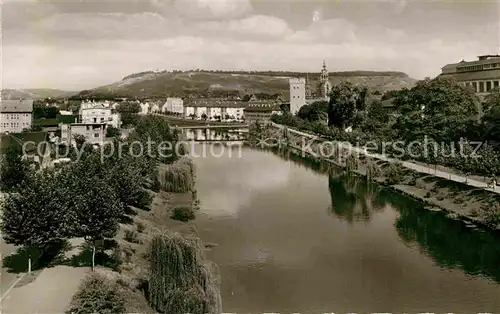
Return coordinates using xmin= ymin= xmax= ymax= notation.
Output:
xmin=136 ymin=222 xmax=145 ymax=233
xmin=171 ymin=207 xmax=195 ymax=222
xmin=67 ymin=273 xmax=126 ymax=314
xmin=384 ymin=162 xmax=405 ymax=185
xmin=124 ymin=230 xmax=141 ymax=244
xmin=424 ymin=191 xmax=432 ymax=198
xmin=106 ymin=126 xmax=121 ymax=138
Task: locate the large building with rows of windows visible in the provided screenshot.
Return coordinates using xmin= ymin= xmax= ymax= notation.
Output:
xmin=440 ymin=55 xmax=500 ymax=96
xmin=0 ymin=99 xmax=34 ymax=133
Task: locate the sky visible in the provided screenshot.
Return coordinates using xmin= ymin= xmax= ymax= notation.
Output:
xmin=2 ymin=0 xmax=499 ymax=90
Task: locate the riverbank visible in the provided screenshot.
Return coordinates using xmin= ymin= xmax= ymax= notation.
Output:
xmin=82 ymin=159 xmax=222 ymax=313
xmin=251 ymin=124 xmax=500 ymax=230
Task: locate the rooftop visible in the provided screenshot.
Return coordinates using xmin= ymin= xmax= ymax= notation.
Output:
xmin=185 ymin=99 xmax=248 ymax=108
xmin=0 ymin=99 xmax=34 ymax=113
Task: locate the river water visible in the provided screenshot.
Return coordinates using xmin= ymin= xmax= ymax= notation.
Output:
xmin=189 ymin=143 xmax=500 ymax=312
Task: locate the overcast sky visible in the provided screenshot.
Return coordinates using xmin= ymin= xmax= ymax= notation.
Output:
xmin=2 ymin=0 xmax=499 ymax=90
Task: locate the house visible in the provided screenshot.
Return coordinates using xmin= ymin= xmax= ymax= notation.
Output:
xmin=244 ymin=101 xmax=283 ymax=124
xmin=60 ymin=123 xmax=106 ymax=146
xmin=139 ymin=102 xmax=150 ymax=115
xmin=1 ymin=99 xmax=34 ymax=133
xmin=184 ymin=99 xmax=247 ymax=121
xmin=79 ymin=102 xmax=121 ymax=128
xmin=0 ymin=131 xmax=51 ymax=169
xmin=162 ymin=98 xmax=184 ymax=114
xmin=150 ymin=103 xmax=160 ymax=113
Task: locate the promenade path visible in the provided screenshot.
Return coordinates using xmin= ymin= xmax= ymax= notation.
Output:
xmin=1 ymin=266 xmax=88 ymax=314
xmin=271 ymin=123 xmax=500 ymax=195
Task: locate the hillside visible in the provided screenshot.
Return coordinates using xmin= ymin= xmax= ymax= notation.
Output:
xmin=1 ymin=89 xmax=77 ymax=100
xmin=75 ymin=70 xmax=418 ymax=99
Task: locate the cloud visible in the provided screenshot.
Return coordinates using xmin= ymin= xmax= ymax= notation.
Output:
xmin=173 ymin=0 xmax=252 ymax=20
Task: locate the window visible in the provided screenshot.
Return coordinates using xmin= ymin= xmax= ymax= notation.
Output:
xmin=100 ymin=117 xmax=104 ymax=122
xmin=94 ymin=133 xmax=100 ymax=138
xmin=93 ymin=118 xmax=97 ymax=123
xmin=486 ymin=81 xmax=492 ymax=91
xmin=479 ymin=81 xmax=485 ymax=93
xmin=472 ymin=82 xmax=478 ymax=92
xmin=495 ymin=81 xmax=499 ymax=88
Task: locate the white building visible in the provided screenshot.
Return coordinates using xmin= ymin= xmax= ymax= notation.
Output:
xmin=162 ymin=98 xmax=184 ymax=114
xmin=60 ymin=123 xmax=106 ymax=146
xmin=59 ymin=110 xmax=73 ymax=115
xmin=0 ymin=99 xmax=34 ymax=133
xmin=80 ymin=104 xmax=121 ymax=128
xmin=150 ymin=103 xmax=160 ymax=113
xmin=289 ymin=77 xmax=306 ymax=114
xmin=183 ymin=99 xmax=246 ymax=121
xmin=139 ymin=102 xmax=150 ymax=115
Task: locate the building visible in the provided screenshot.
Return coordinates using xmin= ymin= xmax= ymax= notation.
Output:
xmin=162 ymin=97 xmax=184 ymax=114
xmin=150 ymin=103 xmax=160 ymax=113
xmin=0 ymin=131 xmax=51 ymax=169
xmin=305 ymin=60 xmax=331 ymax=102
xmin=289 ymin=78 xmax=306 ymax=114
xmin=440 ymin=55 xmax=500 ymax=96
xmin=244 ymin=101 xmax=283 ymax=124
xmin=184 ymin=99 xmax=246 ymax=121
xmin=0 ymin=99 xmax=34 ymax=133
xmin=79 ymin=102 xmax=121 ymax=128
xmin=139 ymin=102 xmax=150 ymax=115
xmin=60 ymin=123 xmax=106 ymax=146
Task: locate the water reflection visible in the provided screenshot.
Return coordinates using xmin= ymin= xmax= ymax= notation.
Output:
xmin=396 ymin=204 xmax=500 ymax=283
xmin=183 ymin=128 xmax=247 ymax=141
xmin=328 ymin=172 xmax=387 ymax=224
xmin=327 ymin=167 xmax=500 ymax=283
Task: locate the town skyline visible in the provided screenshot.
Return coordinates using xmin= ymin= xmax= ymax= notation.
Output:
xmin=3 ymin=0 xmax=499 ymax=90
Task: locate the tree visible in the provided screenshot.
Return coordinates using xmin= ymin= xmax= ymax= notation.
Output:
xmin=0 ymin=143 xmax=31 ymax=192
xmin=328 ymin=82 xmax=366 ymax=130
xmin=297 ymin=100 xmax=328 ymax=122
xmin=116 ymin=102 xmax=141 ymax=127
xmin=393 ymin=77 xmax=480 ymax=143
xmin=1 ymin=170 xmax=75 ymax=272
xmin=361 ymin=100 xmax=390 ymax=135
xmin=481 ymin=95 xmax=500 ymax=146
xmin=106 ymin=126 xmax=121 ymax=138
xmin=63 ymin=158 xmax=122 ymax=270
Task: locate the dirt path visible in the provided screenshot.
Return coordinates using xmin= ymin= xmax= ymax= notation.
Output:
xmin=1 ymin=266 xmax=88 ymax=314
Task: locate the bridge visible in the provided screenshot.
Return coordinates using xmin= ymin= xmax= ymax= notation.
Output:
xmin=173 ymin=124 xmax=248 ymax=130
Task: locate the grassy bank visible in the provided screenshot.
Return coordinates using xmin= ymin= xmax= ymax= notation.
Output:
xmin=100 ymin=158 xmax=221 ymax=313
xmin=251 ymin=125 xmax=500 ymax=230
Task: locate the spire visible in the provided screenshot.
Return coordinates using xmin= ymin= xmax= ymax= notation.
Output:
xmin=322 ymin=60 xmax=327 ymax=70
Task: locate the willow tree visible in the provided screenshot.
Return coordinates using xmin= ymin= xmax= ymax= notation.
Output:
xmin=148 ymin=232 xmax=220 ymax=314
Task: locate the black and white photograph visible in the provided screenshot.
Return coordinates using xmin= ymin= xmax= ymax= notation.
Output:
xmin=1 ymin=0 xmax=500 ymax=313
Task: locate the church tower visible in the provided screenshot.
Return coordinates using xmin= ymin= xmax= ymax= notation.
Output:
xmin=319 ymin=60 xmax=331 ymax=100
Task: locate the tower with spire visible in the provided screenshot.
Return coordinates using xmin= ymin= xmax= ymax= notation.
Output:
xmin=318 ymin=60 xmax=330 ymax=100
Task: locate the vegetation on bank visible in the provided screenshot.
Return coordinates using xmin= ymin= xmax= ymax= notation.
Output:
xmin=271 ymin=77 xmax=500 ymax=184
xmin=148 ymin=232 xmax=221 ymax=313
xmin=0 ymin=114 xmax=220 ymax=313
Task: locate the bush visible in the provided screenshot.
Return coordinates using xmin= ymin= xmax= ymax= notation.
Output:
xmin=424 ymin=191 xmax=432 ymax=198
xmin=67 ymin=273 xmax=126 ymax=314
xmin=384 ymin=162 xmax=405 ymax=185
xmin=106 ymin=126 xmax=121 ymax=138
xmin=124 ymin=230 xmax=141 ymax=244
xmin=136 ymin=222 xmax=145 ymax=233
xmin=170 ymin=207 xmax=195 ymax=222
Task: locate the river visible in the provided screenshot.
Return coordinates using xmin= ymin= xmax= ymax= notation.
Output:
xmin=188 ymin=142 xmax=500 ymax=312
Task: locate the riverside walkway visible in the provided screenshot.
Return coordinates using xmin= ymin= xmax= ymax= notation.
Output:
xmin=271 ymin=123 xmax=500 ymax=195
